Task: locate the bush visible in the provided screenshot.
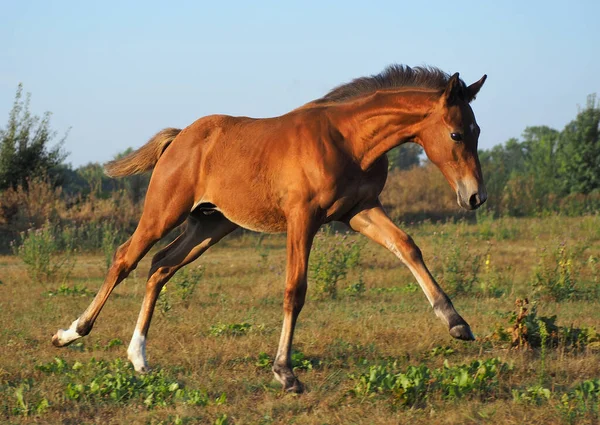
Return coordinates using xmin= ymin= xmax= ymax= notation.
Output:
xmin=309 ymin=230 xmax=363 ymax=299
xmin=532 ymin=244 xmax=577 ymax=301
xmin=12 ymin=222 xmax=75 ymax=283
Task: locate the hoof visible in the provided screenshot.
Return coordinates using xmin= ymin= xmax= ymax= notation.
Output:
xmin=273 ymin=366 xmax=304 ymax=394
xmin=449 ymin=323 xmax=475 ymax=341
xmin=51 ymin=333 xmax=64 ymax=347
xmin=284 ymin=378 xmax=304 ymax=394
xmin=52 ymin=330 xmax=78 ymax=347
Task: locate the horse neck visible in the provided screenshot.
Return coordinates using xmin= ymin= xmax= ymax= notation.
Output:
xmin=328 ymin=90 xmax=437 ymax=170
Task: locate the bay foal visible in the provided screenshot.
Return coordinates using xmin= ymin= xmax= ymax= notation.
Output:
xmin=53 ymin=65 xmax=487 ymax=392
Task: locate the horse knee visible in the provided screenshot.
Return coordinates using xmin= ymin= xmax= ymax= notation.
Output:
xmin=390 ymin=233 xmax=423 ymax=264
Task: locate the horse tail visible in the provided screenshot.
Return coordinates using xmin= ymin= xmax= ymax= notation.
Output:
xmin=104 ymin=128 xmax=182 ymax=177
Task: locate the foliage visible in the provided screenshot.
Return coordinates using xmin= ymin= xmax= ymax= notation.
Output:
xmin=45 ymin=283 xmax=94 ymax=297
xmin=558 ymin=95 xmax=600 ymax=195
xmin=387 ymin=142 xmax=423 ymax=171
xmin=209 ymin=322 xmax=252 ymax=337
xmin=34 ymin=357 xmax=225 ymax=408
xmin=12 ymin=222 xmax=76 ymax=283
xmin=532 ymin=244 xmax=577 ymax=301
xmin=309 ymin=230 xmax=363 ymax=299
xmin=351 ymin=358 xmax=512 ymax=406
xmin=434 ymin=238 xmax=482 ymax=296
xmin=0 ymin=84 xmax=67 ymax=191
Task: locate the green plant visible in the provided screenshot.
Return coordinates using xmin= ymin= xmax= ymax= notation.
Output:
xmin=12 ymin=222 xmax=76 ymax=283
xmin=532 ymin=244 xmax=577 ymax=301
xmin=172 ymin=266 xmax=204 ymax=307
xmin=557 ymin=379 xmax=600 ymax=424
xmin=310 ymin=230 xmax=363 ymax=299
xmin=435 ymin=239 xmax=482 ymax=296
xmin=157 ymin=285 xmax=172 ymax=315
xmin=10 ymin=381 xmax=50 ymax=417
xmin=344 ymin=272 xmax=366 ymax=297
xmin=512 ymin=385 xmax=551 ymax=405
xmin=101 ymin=222 xmax=120 ymax=271
xmin=36 ymin=357 xmax=224 ymax=408
xmin=351 ymin=358 xmax=512 ymax=406
xmin=480 ymin=250 xmax=510 ymax=298
xmin=45 ymin=283 xmax=94 ymax=297
xmin=255 ymin=352 xmax=272 ymax=369
xmin=209 ymin=322 xmax=252 ymax=337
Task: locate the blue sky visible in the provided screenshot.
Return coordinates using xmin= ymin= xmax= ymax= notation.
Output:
xmin=1 ymin=1 xmax=599 ymax=167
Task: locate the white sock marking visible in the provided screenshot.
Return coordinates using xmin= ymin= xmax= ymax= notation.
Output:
xmin=56 ymin=318 xmax=82 ymax=345
xmin=127 ymin=330 xmax=147 ymax=372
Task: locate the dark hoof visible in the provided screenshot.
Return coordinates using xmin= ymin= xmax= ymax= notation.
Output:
xmin=273 ymin=366 xmax=304 ymax=394
xmin=450 ymin=324 xmax=475 ymax=341
xmin=284 ymin=378 xmax=304 ymax=394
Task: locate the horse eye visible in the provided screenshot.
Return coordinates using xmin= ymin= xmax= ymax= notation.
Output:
xmin=450 ymin=132 xmax=463 ymax=142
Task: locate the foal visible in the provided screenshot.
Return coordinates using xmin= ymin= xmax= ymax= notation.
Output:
xmin=53 ymin=65 xmax=487 ymax=393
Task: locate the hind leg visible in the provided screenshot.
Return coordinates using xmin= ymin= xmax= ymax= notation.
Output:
xmin=52 ymin=173 xmax=195 ymax=347
xmin=127 ymin=213 xmax=237 ymax=372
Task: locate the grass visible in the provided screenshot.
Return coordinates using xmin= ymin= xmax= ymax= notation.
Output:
xmin=1 ymin=215 xmax=600 ymax=424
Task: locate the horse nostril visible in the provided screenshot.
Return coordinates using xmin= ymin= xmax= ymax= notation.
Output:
xmin=469 ymin=193 xmax=480 ymax=209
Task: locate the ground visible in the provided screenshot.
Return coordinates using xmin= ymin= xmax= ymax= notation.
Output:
xmin=1 ymin=215 xmax=600 ymax=424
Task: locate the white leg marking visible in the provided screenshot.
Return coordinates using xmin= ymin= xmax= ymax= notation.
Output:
xmin=55 ymin=318 xmax=82 ymax=345
xmin=127 ymin=330 xmax=148 ymax=372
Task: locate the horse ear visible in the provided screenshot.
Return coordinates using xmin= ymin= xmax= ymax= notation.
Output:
xmin=443 ymin=72 xmax=462 ymax=104
xmin=465 ymin=74 xmax=487 ymax=103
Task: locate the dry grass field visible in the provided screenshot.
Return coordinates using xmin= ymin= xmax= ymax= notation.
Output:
xmin=2 ymin=215 xmax=600 ymax=424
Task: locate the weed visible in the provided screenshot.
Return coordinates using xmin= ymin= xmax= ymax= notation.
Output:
xmin=512 ymin=385 xmax=551 ymax=405
xmin=209 ymin=322 xmax=252 ymax=337
xmin=172 ymin=266 xmax=204 ymax=307
xmin=351 ymin=358 xmax=512 ymax=406
xmin=45 ymin=283 xmax=94 ymax=297
xmin=36 ymin=357 xmax=224 ymax=408
xmin=434 ymin=239 xmax=482 ymax=296
xmin=101 ymin=222 xmax=120 ymax=271
xmin=12 ymin=222 xmax=76 ymax=283
xmin=309 ymin=230 xmax=363 ymax=299
xmin=344 ymin=272 xmax=366 ymax=297
xmin=532 ymin=243 xmax=577 ymax=301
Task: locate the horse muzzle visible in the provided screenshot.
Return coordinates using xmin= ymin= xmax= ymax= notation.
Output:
xmin=457 ymin=181 xmax=487 ymax=210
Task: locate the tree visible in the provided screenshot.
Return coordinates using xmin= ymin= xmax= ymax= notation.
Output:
xmin=387 ymin=142 xmax=423 ymax=170
xmin=0 ymin=84 xmax=68 ymax=190
xmin=557 ymin=95 xmax=600 ymax=194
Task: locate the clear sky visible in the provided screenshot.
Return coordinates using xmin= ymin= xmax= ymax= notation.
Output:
xmin=1 ymin=1 xmax=599 ymax=167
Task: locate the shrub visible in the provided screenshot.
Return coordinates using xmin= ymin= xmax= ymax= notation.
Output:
xmin=12 ymin=222 xmax=75 ymax=283
xmin=532 ymin=244 xmax=577 ymax=301
xmin=310 ymin=230 xmax=363 ymax=299
xmin=434 ymin=238 xmax=482 ymax=296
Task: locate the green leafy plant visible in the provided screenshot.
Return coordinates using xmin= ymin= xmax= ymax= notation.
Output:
xmin=351 ymin=358 xmax=512 ymax=406
xmin=310 ymin=230 xmax=363 ymax=299
xmin=512 ymin=385 xmax=551 ymax=405
xmin=45 ymin=283 xmax=94 ymax=297
xmin=532 ymin=244 xmax=577 ymax=301
xmin=434 ymin=238 xmax=482 ymax=296
xmin=209 ymin=322 xmax=252 ymax=337
xmin=36 ymin=357 xmax=225 ymax=408
xmin=12 ymin=222 xmax=76 ymax=283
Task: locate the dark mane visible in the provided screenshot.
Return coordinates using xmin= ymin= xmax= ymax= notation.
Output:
xmin=315 ymin=64 xmax=454 ymax=104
